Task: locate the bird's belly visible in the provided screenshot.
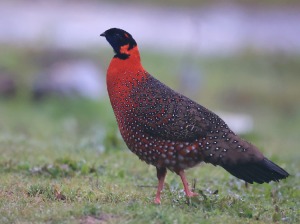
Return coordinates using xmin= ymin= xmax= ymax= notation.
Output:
xmin=117 ymin=119 xmax=205 ymax=172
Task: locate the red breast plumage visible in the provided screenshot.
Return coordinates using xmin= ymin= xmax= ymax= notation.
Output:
xmin=101 ymin=28 xmax=289 ymax=204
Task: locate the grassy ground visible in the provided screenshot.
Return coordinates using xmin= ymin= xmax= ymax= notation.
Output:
xmin=0 ymin=47 xmax=300 ymax=223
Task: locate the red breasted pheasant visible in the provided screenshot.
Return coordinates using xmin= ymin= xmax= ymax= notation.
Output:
xmin=100 ymin=28 xmax=289 ymax=204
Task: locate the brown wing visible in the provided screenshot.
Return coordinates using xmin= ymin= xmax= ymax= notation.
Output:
xmin=132 ymin=74 xmax=213 ymax=142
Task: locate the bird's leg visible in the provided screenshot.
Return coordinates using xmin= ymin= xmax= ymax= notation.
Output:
xmin=178 ymin=170 xmax=199 ymax=197
xmin=154 ymin=167 xmax=167 ymax=204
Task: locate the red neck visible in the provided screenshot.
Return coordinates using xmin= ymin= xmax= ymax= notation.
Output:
xmin=106 ymin=45 xmax=146 ymax=106
xmin=107 ymin=46 xmax=143 ymax=74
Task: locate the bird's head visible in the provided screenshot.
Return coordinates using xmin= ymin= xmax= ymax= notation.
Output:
xmin=100 ymin=28 xmax=137 ymax=60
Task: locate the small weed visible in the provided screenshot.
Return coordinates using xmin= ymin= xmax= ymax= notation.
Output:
xmin=81 ymin=203 xmax=101 ymax=216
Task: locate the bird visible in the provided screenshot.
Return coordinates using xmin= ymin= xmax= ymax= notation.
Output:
xmin=100 ymin=28 xmax=289 ymax=204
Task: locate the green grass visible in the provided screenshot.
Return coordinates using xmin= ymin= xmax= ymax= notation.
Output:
xmin=0 ymin=47 xmax=300 ymax=223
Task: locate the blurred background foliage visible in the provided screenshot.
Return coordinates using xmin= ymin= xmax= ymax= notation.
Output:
xmin=0 ymin=0 xmax=299 ymax=175
xmin=0 ymin=0 xmax=299 ymax=223
xmin=0 ymin=0 xmax=299 ymax=174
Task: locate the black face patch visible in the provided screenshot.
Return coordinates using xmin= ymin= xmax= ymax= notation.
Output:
xmin=113 ymin=53 xmax=130 ymax=60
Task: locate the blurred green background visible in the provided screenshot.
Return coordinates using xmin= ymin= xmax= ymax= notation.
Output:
xmin=0 ymin=0 xmax=299 ymax=223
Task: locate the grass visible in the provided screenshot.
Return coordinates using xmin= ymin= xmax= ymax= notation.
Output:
xmin=0 ymin=46 xmax=300 ymax=223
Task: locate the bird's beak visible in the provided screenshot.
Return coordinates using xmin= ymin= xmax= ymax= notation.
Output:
xmin=100 ymin=32 xmax=106 ymax=37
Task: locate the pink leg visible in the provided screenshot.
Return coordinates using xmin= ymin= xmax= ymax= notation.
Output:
xmin=178 ymin=170 xmax=199 ymax=197
xmin=154 ymin=167 xmax=167 ymax=204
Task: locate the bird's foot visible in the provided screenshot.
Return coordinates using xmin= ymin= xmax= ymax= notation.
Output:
xmin=154 ymin=167 xmax=167 ymax=204
xmin=186 ymin=191 xmax=199 ymax=197
xmin=154 ymin=197 xmax=161 ymax=204
xmin=178 ymin=171 xmax=199 ymax=198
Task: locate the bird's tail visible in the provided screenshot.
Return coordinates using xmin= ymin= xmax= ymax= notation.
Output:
xmin=222 ymin=158 xmax=289 ymax=184
xmin=203 ymin=132 xmax=290 ymax=184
